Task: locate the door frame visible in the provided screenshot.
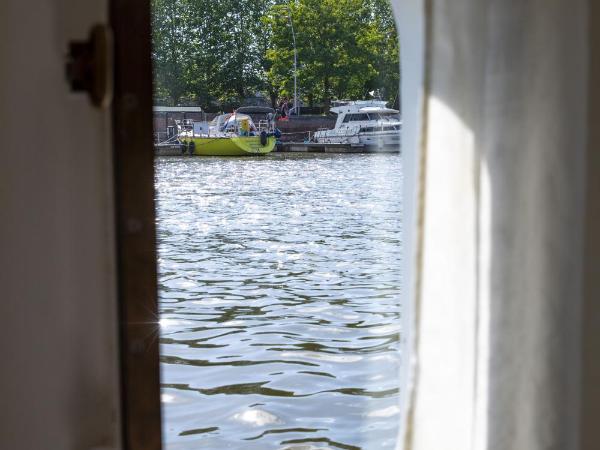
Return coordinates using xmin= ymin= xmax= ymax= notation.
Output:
xmin=111 ymin=0 xmax=163 ymax=448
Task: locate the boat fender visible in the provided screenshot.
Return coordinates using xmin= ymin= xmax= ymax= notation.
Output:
xmin=188 ymin=141 xmax=195 ymax=155
xmin=260 ymin=131 xmax=267 ymax=146
xmin=274 ymin=129 xmax=282 ymax=139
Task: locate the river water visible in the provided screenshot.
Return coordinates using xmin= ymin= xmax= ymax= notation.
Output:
xmin=155 ymin=153 xmax=402 ymax=450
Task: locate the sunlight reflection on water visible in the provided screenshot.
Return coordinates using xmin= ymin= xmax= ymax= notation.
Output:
xmin=156 ymin=153 xmax=402 ymax=449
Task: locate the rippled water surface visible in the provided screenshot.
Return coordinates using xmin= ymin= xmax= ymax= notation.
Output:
xmin=156 ymin=153 xmax=402 ymax=449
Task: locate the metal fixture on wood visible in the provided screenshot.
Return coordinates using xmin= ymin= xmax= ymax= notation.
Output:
xmin=66 ymin=24 xmax=113 ymax=108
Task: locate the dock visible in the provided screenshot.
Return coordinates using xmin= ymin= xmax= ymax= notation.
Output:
xmin=155 ymin=143 xmax=186 ymax=156
xmin=279 ymin=142 xmax=399 ymax=153
xmin=154 ymin=141 xmax=400 ymax=156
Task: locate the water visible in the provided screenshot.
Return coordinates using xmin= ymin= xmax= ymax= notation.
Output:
xmin=156 ymin=153 xmax=402 ymax=450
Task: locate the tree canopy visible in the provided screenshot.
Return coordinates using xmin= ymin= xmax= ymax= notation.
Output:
xmin=151 ymin=0 xmax=399 ymax=111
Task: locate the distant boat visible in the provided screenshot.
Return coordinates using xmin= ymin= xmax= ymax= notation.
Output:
xmin=179 ymin=110 xmax=277 ymax=156
xmin=313 ymin=100 xmax=401 ymax=152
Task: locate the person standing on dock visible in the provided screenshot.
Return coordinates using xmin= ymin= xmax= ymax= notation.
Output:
xmin=277 ymin=98 xmax=290 ymax=121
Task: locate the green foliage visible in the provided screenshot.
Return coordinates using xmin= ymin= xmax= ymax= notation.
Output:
xmin=151 ymin=0 xmax=400 ymax=110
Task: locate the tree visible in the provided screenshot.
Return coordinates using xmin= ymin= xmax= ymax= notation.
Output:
xmin=264 ymin=0 xmax=399 ymax=110
xmin=151 ymin=0 xmax=195 ymax=105
xmin=151 ymin=0 xmax=400 ymax=110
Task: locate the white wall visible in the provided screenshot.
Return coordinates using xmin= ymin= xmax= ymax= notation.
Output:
xmin=0 ymin=0 xmax=120 ymax=449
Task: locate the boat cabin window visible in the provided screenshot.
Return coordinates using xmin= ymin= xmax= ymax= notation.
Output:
xmin=368 ymin=112 xmax=401 ymax=121
xmin=360 ymin=125 xmax=401 ymax=132
xmin=343 ymin=113 xmax=371 ymax=122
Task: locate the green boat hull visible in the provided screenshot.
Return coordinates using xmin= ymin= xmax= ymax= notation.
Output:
xmin=186 ymin=135 xmax=276 ymax=156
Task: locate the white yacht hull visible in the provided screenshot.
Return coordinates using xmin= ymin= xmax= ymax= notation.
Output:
xmin=314 ymin=131 xmax=400 ymax=152
xmin=357 ymin=132 xmax=400 ymax=149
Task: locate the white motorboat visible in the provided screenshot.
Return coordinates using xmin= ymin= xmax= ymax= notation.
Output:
xmin=313 ymin=100 xmax=401 ymax=151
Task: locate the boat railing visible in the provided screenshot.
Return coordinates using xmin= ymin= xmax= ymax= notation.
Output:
xmin=257 ymin=120 xmax=268 ymax=132
xmin=257 ymin=119 xmax=275 ymax=133
xmin=313 ymin=124 xmax=362 ymax=144
xmin=154 ymin=132 xmax=181 ymax=146
xmin=154 ymin=131 xmax=167 ymax=144
xmin=341 ymin=125 xmax=361 ymax=137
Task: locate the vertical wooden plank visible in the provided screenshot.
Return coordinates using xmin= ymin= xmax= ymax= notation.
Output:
xmin=110 ymin=0 xmax=163 ymax=449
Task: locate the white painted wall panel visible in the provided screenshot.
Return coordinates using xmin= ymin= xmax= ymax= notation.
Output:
xmin=0 ymin=1 xmax=120 ymax=449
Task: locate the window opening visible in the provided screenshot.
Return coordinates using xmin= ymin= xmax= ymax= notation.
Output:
xmin=151 ymin=0 xmax=402 ymax=448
